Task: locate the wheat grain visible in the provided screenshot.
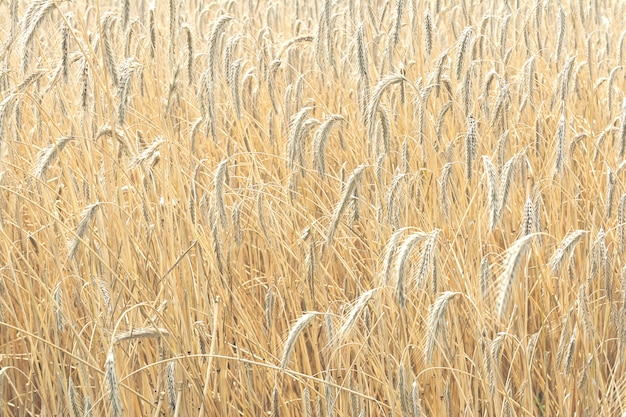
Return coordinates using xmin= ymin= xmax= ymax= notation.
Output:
xmin=68 ymin=377 xmax=80 ymax=417
xmin=619 ymin=194 xmax=626 ymax=253
xmin=496 ymin=234 xmax=534 ymax=318
xmin=272 ymin=385 xmax=280 ymax=417
xmin=83 ymin=395 xmax=93 ymax=417
xmin=104 ymin=349 xmax=122 ymax=417
xmin=435 ymin=101 xmax=452 ymax=146
xmin=377 ymin=106 xmax=391 ymax=155
xmin=20 ymin=0 xmax=56 ymax=73
xmin=288 ymin=106 xmax=314 ymax=169
xmin=166 ymin=361 xmax=176 ymax=411
xmin=499 ymin=14 xmax=511 ymax=58
xmin=367 ymin=75 xmax=405 ymax=148
xmin=68 ymin=202 xmax=101 ymax=260
xmin=324 ymin=371 xmax=336 ymax=417
xmin=619 ymin=98 xmax=626 ymax=157
xmin=424 ymin=10 xmax=433 ymax=56
xmin=302 ymin=386 xmax=313 ymax=417
xmin=455 ymin=26 xmax=473 ymax=81
xmin=327 ymin=165 xmax=365 ymax=246
xmin=314 ymin=114 xmax=344 ymax=178
xmin=462 ymin=63 xmax=474 ymax=117
xmin=280 ymin=312 xmax=318 ymax=370
xmin=555 ymin=7 xmax=566 ymax=63
xmin=606 ymin=166 xmax=616 ymax=218
xmin=415 ymin=230 xmax=440 ymax=292
xmin=101 ymin=13 xmax=120 ymax=88
xmin=336 ymin=288 xmax=377 ymax=343
xmin=395 ymin=231 xmax=430 ymax=308
xmin=264 ymin=288 xmax=275 ymax=331
xmin=482 ymin=156 xmax=499 ymax=229
xmin=465 ymin=115 xmax=477 ymax=180
xmin=398 ymin=363 xmax=408 ymax=417
xmin=522 ymin=197 xmax=534 ymax=236
xmin=410 ymin=380 xmax=423 ymax=417
xmin=563 ymin=324 xmax=577 ymax=374
xmin=113 ymin=327 xmax=170 ymax=344
xmin=550 ymin=230 xmax=587 ymax=274
xmin=32 ymin=136 xmax=73 ymax=180
xmin=425 ymin=292 xmax=458 ymax=363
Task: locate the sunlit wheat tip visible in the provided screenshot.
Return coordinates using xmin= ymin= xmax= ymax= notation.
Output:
xmin=280 ymin=312 xmax=318 ymax=370
xmin=550 ymin=230 xmax=588 ymax=274
xmin=425 ymin=291 xmax=458 ymax=363
xmin=395 ymin=231 xmax=430 ymax=307
xmin=496 ymin=234 xmax=535 ymax=318
xmin=336 ymin=288 xmax=377 ymax=343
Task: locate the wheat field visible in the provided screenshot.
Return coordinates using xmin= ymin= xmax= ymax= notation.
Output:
xmin=0 ymin=0 xmax=625 ymax=416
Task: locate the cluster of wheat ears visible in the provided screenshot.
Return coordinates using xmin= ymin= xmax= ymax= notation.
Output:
xmin=1 ymin=0 xmax=626 ymax=416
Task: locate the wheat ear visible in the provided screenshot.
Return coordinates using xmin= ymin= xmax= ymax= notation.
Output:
xmin=313 ymin=114 xmax=344 ymax=178
xmin=395 ymin=231 xmax=430 ymax=307
xmin=327 ymin=165 xmax=365 ymax=246
xmin=104 ymin=349 xmax=122 ymax=417
xmin=549 ymin=230 xmax=588 ymax=274
xmin=496 ymin=234 xmax=535 ymax=318
xmin=280 ymin=312 xmax=319 ymax=370
xmin=425 ymin=292 xmax=459 ymax=363
xmin=335 ymin=288 xmax=377 ymax=343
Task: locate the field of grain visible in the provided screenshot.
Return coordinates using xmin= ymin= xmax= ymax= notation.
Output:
xmin=1 ymin=0 xmax=625 ymax=416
